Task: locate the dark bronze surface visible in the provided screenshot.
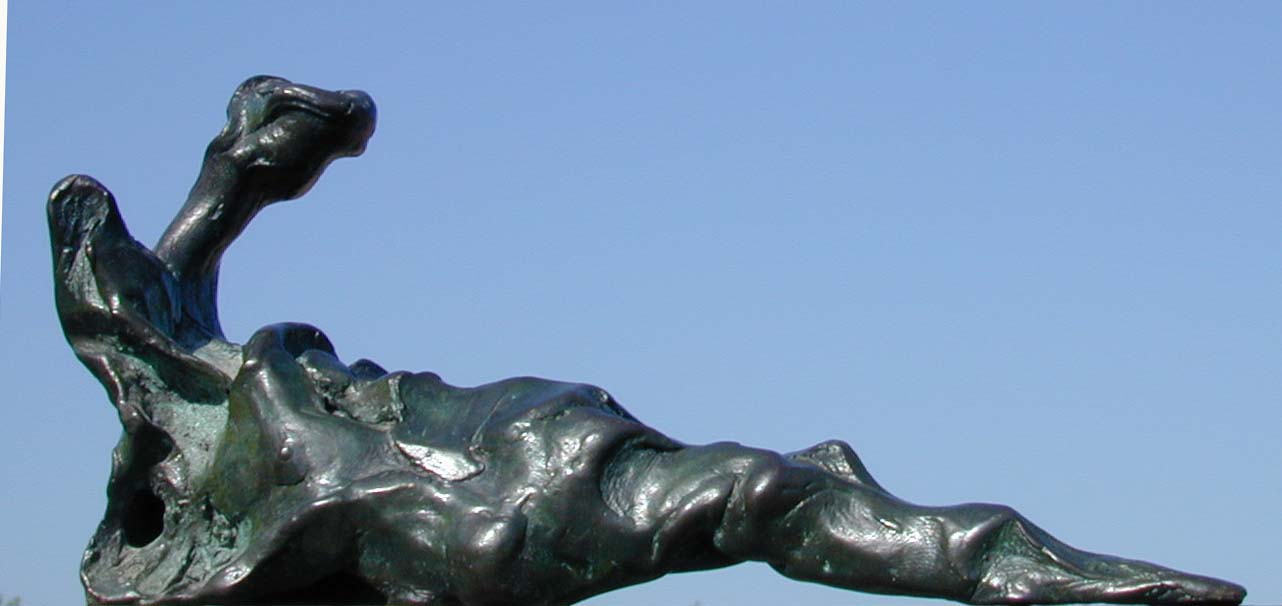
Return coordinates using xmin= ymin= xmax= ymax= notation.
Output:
xmin=51 ymin=76 xmax=1247 ymax=606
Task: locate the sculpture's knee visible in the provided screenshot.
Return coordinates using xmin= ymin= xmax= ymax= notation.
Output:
xmin=786 ymin=439 xmax=884 ymax=491
xmin=939 ymin=503 xmax=1024 ymax=582
xmin=712 ymin=447 xmax=807 ymax=558
xmin=955 ymin=503 xmax=1018 ymax=530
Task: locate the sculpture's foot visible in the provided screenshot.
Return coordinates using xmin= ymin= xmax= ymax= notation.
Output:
xmin=971 ymin=520 xmax=1246 ymax=604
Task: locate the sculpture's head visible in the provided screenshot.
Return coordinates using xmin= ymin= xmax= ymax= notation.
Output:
xmin=208 ymin=75 xmax=377 ymax=201
xmin=47 ymin=174 xmax=126 ymax=253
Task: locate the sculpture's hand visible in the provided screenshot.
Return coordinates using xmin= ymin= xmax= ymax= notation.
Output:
xmin=217 ymin=76 xmax=376 ymax=202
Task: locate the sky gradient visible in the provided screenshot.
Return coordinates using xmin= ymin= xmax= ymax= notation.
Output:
xmin=2 ymin=3 xmax=1279 ymax=605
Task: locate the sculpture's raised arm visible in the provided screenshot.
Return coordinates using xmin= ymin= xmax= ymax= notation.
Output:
xmin=48 ymin=75 xmax=375 ymax=423
xmin=154 ymin=76 xmax=375 ymax=337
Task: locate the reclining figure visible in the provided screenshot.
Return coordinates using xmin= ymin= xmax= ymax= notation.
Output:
xmin=51 ymin=76 xmax=1247 ymax=606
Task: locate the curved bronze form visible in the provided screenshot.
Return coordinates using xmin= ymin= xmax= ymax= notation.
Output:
xmin=51 ymin=76 xmax=1246 ymax=606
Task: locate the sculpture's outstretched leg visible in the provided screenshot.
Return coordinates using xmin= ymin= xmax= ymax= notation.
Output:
xmin=153 ymin=76 xmax=376 ymax=337
xmin=609 ymin=442 xmax=1245 ymax=604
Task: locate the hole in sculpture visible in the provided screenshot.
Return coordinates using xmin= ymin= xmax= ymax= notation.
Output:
xmin=122 ymin=488 xmax=165 ymax=547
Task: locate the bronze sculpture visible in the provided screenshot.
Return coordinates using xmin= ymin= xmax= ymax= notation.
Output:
xmin=51 ymin=76 xmax=1247 ymax=605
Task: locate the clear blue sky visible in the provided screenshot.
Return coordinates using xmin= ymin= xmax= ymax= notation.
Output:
xmin=3 ymin=3 xmax=1279 ymax=605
